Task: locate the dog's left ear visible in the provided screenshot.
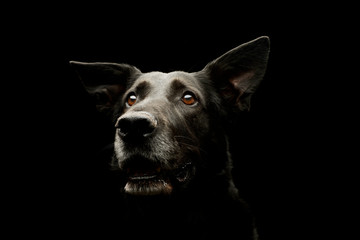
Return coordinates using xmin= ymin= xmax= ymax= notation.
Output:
xmin=203 ymin=36 xmax=270 ymax=111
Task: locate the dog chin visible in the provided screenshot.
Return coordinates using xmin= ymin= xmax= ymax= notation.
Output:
xmin=124 ymin=178 xmax=173 ymax=195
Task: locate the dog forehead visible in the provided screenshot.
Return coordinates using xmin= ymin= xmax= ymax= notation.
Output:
xmin=135 ymin=71 xmax=198 ymax=88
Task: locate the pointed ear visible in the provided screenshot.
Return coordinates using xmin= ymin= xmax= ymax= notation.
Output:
xmin=203 ymin=36 xmax=270 ymax=111
xmin=69 ymin=61 xmax=141 ymax=108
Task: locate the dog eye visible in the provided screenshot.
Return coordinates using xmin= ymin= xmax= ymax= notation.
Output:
xmin=181 ymin=91 xmax=197 ymax=105
xmin=126 ymin=93 xmax=137 ymax=107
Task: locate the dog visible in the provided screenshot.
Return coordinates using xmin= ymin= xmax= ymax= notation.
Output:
xmin=70 ymin=36 xmax=270 ymax=239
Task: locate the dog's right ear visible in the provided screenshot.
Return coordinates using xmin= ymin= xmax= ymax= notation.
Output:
xmin=69 ymin=61 xmax=141 ymax=108
xmin=202 ymin=36 xmax=270 ymax=111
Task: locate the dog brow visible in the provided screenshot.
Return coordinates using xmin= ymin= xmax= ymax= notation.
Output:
xmin=134 ymin=80 xmax=151 ymax=97
xmin=170 ymin=79 xmax=186 ymax=91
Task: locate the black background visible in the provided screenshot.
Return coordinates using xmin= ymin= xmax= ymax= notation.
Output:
xmin=7 ymin=3 xmax=352 ymax=240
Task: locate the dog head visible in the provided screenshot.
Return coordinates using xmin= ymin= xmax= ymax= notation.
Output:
xmin=70 ymin=36 xmax=270 ymax=196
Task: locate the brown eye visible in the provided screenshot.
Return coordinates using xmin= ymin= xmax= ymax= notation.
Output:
xmin=181 ymin=91 xmax=197 ymax=105
xmin=126 ymin=93 xmax=137 ymax=107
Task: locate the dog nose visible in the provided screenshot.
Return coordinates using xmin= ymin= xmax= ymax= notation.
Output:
xmin=115 ymin=111 xmax=157 ymax=139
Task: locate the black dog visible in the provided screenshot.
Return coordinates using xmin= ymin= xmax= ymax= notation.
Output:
xmin=70 ymin=36 xmax=270 ymax=239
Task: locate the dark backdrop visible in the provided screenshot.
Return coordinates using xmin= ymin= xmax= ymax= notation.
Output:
xmin=10 ymin=4 xmax=345 ymax=240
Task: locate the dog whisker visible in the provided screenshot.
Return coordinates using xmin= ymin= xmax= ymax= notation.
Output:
xmin=174 ymin=135 xmax=207 ymax=155
xmin=173 ymin=135 xmax=195 ymax=143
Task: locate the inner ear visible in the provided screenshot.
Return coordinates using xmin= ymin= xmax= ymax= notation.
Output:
xmin=229 ymin=71 xmax=255 ymax=96
xmin=227 ymin=70 xmax=257 ymax=109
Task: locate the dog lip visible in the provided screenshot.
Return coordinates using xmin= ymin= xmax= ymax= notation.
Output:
xmin=125 ymin=161 xmax=192 ymax=181
xmin=126 ymin=166 xmax=161 ymax=179
xmin=122 ymin=160 xmax=193 ymax=195
xmin=129 ymin=174 xmax=158 ymax=180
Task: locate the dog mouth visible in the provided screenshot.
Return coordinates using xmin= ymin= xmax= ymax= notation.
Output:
xmin=122 ymin=157 xmax=193 ymax=196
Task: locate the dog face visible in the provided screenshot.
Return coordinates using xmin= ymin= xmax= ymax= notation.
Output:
xmin=113 ymin=71 xmax=212 ymax=195
xmin=70 ymin=36 xmax=270 ymax=196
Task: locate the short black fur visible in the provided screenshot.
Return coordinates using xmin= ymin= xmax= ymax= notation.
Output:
xmin=70 ymin=36 xmax=270 ymax=239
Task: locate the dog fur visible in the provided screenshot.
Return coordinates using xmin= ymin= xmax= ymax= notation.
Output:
xmin=70 ymin=36 xmax=270 ymax=239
